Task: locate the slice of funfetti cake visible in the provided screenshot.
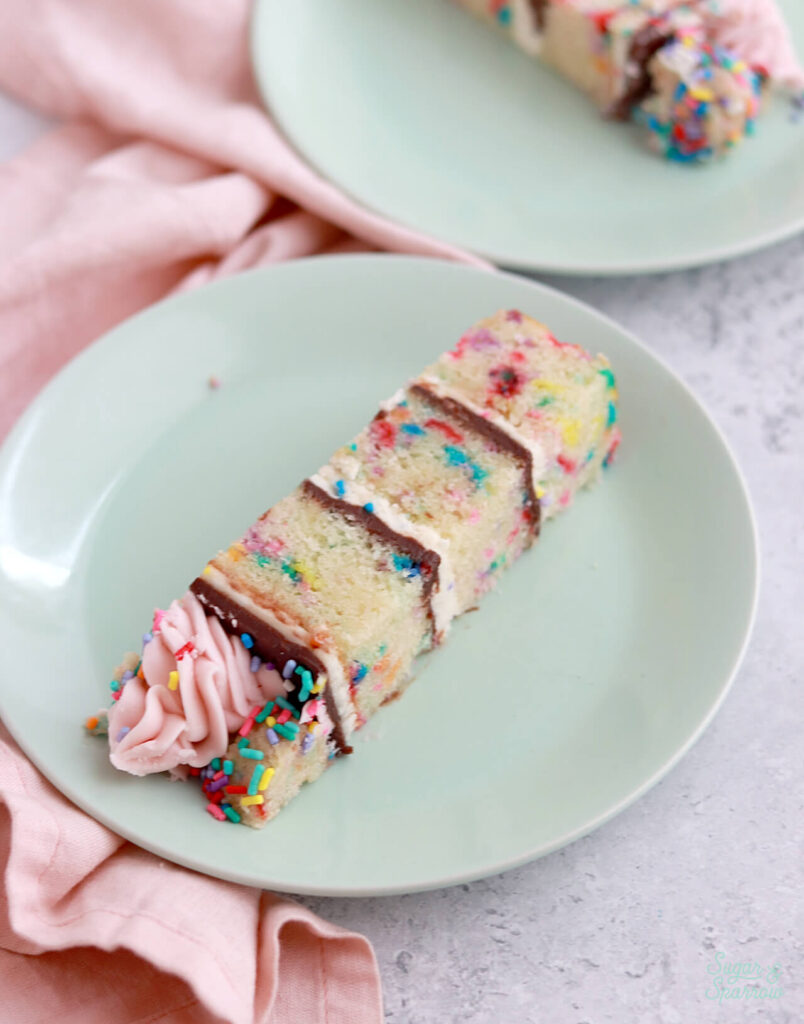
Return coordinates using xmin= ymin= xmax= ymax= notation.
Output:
xmin=100 ymin=311 xmax=620 ymax=828
xmin=455 ymin=0 xmax=804 ymax=161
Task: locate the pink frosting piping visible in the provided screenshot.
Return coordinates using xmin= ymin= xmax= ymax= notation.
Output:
xmin=107 ymin=591 xmax=287 ymax=775
xmin=704 ymin=0 xmax=804 ymax=90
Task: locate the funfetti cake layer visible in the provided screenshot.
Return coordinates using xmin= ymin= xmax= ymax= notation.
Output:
xmin=101 ymin=309 xmax=620 ymax=829
xmin=422 ymin=310 xmax=620 ymax=519
xmin=323 ymin=311 xmax=618 ymax=625
xmin=322 ymin=383 xmax=539 ymax=628
xmin=201 ymin=483 xmax=439 ymax=730
xmin=456 ymin=0 xmax=776 ymax=161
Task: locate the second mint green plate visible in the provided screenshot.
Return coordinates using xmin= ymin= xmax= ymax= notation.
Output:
xmin=252 ymin=0 xmax=804 ymax=274
xmin=0 ymin=257 xmax=757 ymax=894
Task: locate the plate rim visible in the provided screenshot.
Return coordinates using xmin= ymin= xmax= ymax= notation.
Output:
xmin=0 ymin=254 xmax=760 ymax=895
xmin=249 ymin=0 xmax=804 ymax=277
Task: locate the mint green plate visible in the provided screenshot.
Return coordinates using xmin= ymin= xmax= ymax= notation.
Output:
xmin=0 ymin=257 xmax=757 ymax=895
xmin=252 ymin=0 xmax=804 ymax=274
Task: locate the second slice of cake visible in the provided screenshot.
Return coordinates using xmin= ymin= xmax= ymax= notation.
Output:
xmin=454 ymin=0 xmax=803 ymax=161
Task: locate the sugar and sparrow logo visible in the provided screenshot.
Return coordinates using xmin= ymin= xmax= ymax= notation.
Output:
xmin=705 ymin=951 xmax=784 ymax=1005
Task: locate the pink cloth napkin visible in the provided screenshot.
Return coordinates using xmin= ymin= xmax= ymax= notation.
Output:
xmin=0 ymin=725 xmax=382 ymax=1024
xmin=0 ymin=1 xmax=485 ymax=1020
xmin=0 ymin=0 xmax=483 ymax=437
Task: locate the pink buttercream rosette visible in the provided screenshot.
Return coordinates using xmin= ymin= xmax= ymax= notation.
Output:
xmin=108 ymin=592 xmax=286 ymax=775
xmin=704 ymin=0 xmax=804 ymax=90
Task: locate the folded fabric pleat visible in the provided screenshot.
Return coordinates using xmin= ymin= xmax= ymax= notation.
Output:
xmin=0 ymin=1 xmax=487 ymax=1020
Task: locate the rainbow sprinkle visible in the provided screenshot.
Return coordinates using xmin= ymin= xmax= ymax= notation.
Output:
xmin=248 ymin=764 xmax=265 ymax=795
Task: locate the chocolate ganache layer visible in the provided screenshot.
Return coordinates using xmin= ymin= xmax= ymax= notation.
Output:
xmin=190 ymin=575 xmax=352 ymax=754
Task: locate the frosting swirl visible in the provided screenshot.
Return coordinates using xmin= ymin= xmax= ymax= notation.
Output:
xmin=704 ymin=0 xmax=804 ymax=90
xmin=108 ymin=592 xmax=286 ymax=775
